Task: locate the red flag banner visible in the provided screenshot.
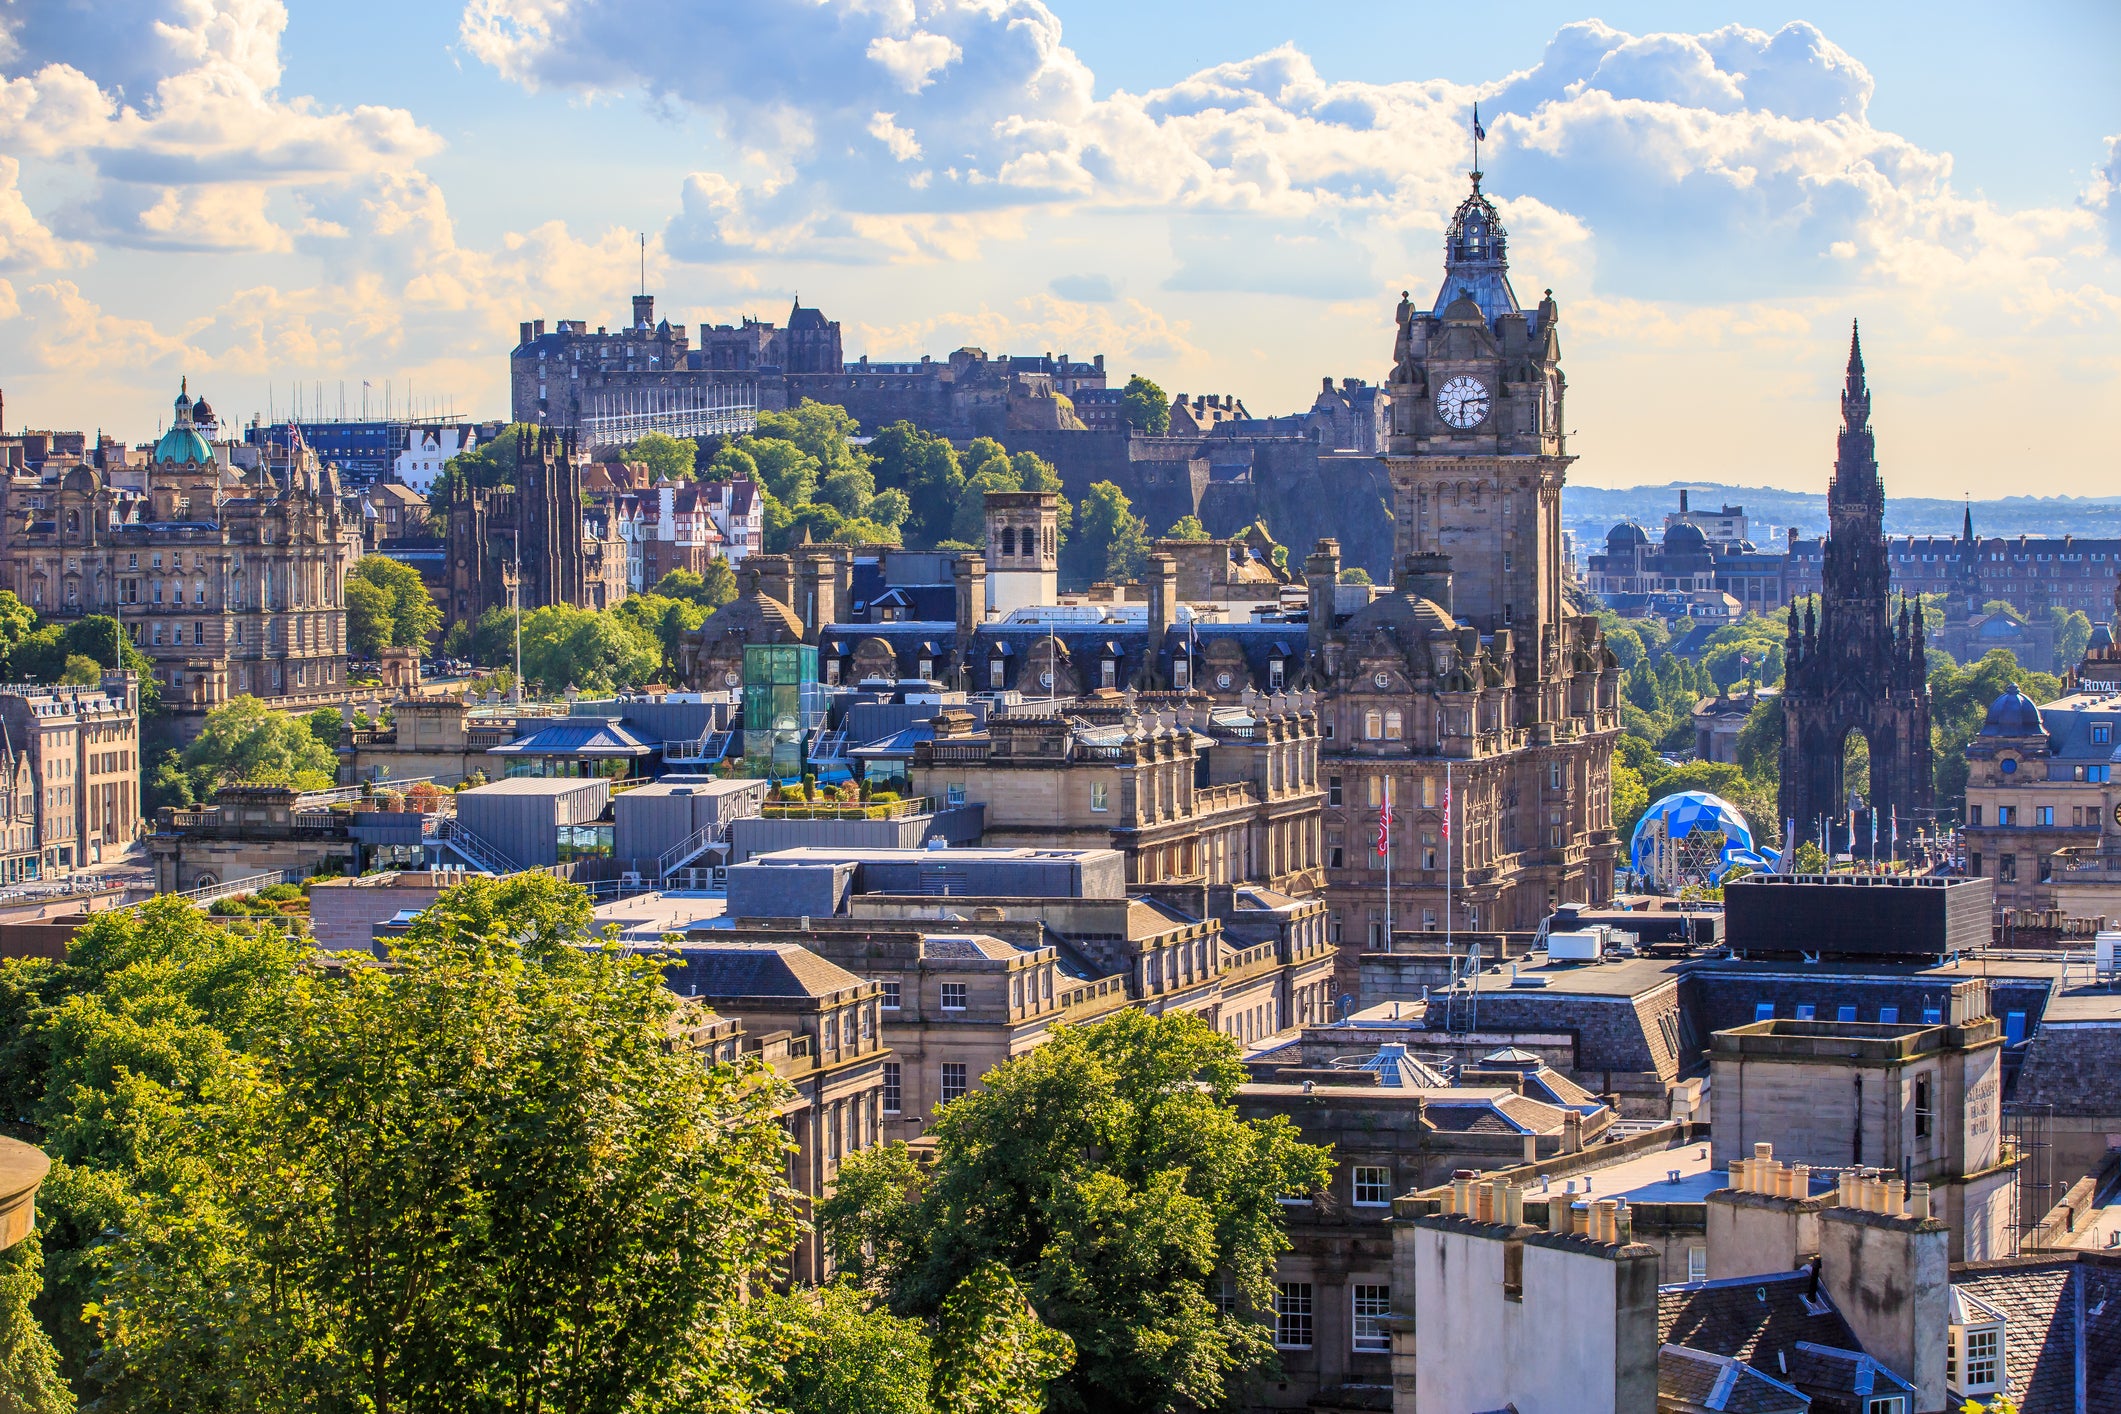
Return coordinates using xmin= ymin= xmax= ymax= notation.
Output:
xmin=1376 ymin=804 xmax=1392 ymax=857
xmin=1440 ymin=779 xmax=1451 ymax=840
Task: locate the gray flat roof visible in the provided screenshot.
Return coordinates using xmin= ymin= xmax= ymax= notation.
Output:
xmin=745 ymin=845 xmax=1122 ymax=865
xmin=457 ymin=776 xmax=609 ymax=797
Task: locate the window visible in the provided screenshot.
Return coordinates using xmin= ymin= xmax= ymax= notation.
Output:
xmin=1968 ymin=804 xmax=1983 ymax=826
xmin=1173 ymin=658 xmax=1190 ymax=689
xmin=882 ymin=1063 xmax=901 ymax=1113
xmin=1091 ymin=782 xmax=1109 ymax=812
xmin=823 ymin=1014 xmax=839 ymax=1051
xmin=1352 ymin=1166 xmax=1392 ymax=1205
xmin=1865 ymin=1398 xmax=1905 ymax=1414
xmin=940 ymin=982 xmax=968 ymax=1010
xmin=1915 ymin=1077 xmax=1933 ymax=1138
xmin=1367 ymin=776 xmax=1383 ymax=807
xmin=1688 ymin=1247 xmax=1707 ymax=1283
xmin=2037 ymin=805 xmax=2054 ymax=826
xmin=939 ymin=1062 xmax=967 ymax=1104
xmin=1214 ymin=1275 xmax=1239 ymax=1318
xmin=1101 ymin=659 xmax=1117 ymax=689
xmin=1274 ymin=1283 xmax=1313 ymax=1349
xmin=1795 ymin=1004 xmax=1816 ymax=1020
xmin=1951 ymin=1325 xmax=2002 ymax=1392
xmin=2004 ymin=1011 xmax=2026 ymax=1045
xmin=1328 ymin=843 xmax=1344 ymax=870
xmin=1328 ymin=774 xmax=1343 ymax=807
xmin=1268 ymin=660 xmax=1285 ymax=690
xmin=859 ymin=1006 xmax=873 ymax=1040
xmin=1364 ymin=710 xmax=1383 ymax=740
xmin=1550 ymin=761 xmax=1563 ymax=790
xmin=1879 ymin=1006 xmax=1899 ymax=1024
xmin=1837 ymin=1005 xmax=1857 ymax=1022
xmin=1384 ymin=710 xmax=1402 ymax=740
xmin=1351 ymin=1285 xmax=1390 ymax=1351
xmin=881 ymin=980 xmax=901 ymax=1009
xmin=990 ymin=658 xmax=1006 ymax=689
xmin=1969 ymin=852 xmax=1983 ymax=877
xmin=947 ymin=783 xmax=966 ymax=807
xmin=1997 ymin=805 xmax=2015 ymax=827
xmin=1999 ymin=854 xmax=2017 ymax=883
xmin=1755 ymin=1002 xmax=1775 ymax=1022
xmin=2095 ymin=723 xmax=2111 ymax=745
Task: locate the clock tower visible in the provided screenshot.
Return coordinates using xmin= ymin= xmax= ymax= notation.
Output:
xmin=1385 ymin=173 xmax=1571 ymax=719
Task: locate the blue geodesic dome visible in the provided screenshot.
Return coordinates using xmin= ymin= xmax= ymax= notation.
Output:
xmin=1628 ymin=790 xmax=1773 ymax=882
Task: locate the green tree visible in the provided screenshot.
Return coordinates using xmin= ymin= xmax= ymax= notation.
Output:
xmin=615 ymin=593 xmax=708 ymax=681
xmin=1064 ymin=482 xmax=1149 ymax=589
xmin=1162 ymin=515 xmax=1210 ymax=542
xmin=756 ymin=401 xmax=868 ymax=482
xmin=345 ymin=574 xmax=394 ymax=658
xmin=869 ymin=423 xmax=964 ymax=550
xmin=743 ymin=437 xmax=823 ymax=506
xmin=304 ymin=706 xmax=345 ymax=753
xmin=930 ymin=1262 xmax=1074 ymax=1414
xmin=56 ymin=655 xmax=101 ymax=686
xmin=77 ymin=874 xmax=803 ymax=1410
xmin=0 ymin=1236 xmax=73 ymax=1414
xmin=351 ymin=555 xmax=443 ymax=652
xmin=2051 ymin=606 xmax=2093 ymax=672
xmin=1612 ymin=751 xmax=1650 ymax=840
xmin=178 ymin=695 xmax=339 ymax=797
xmin=762 ymin=1283 xmax=934 ymax=1414
xmin=517 ymin=603 xmax=662 ymax=693
xmin=1338 ymin=567 xmax=1372 ymax=586
xmin=1119 ymin=376 xmax=1169 ymax=435
xmin=819 ymin=1142 xmax=926 ymax=1294
xmin=837 ymin=1011 xmax=1331 ymax=1414
xmin=0 ymin=589 xmax=37 ymax=677
xmin=627 ymin=430 xmax=698 ymax=482
xmin=651 ymin=563 xmax=738 ymax=611
xmin=706 ymin=445 xmax=760 ymax=484
xmin=1927 ymin=648 xmax=2062 ymax=807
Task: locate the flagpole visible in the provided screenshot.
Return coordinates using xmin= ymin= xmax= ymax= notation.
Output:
xmin=1383 ymin=786 xmax=1393 ymax=955
xmin=1444 ymin=760 xmax=1452 ymax=967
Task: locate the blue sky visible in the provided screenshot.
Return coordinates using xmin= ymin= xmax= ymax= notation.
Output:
xmin=2 ymin=1 xmax=2116 ymax=494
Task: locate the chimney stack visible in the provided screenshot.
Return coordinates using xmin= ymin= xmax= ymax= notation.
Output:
xmin=954 ymin=552 xmax=986 ymax=644
xmin=1401 ymin=552 xmax=1455 ymax=613
xmin=1146 ymin=553 xmax=1178 ymax=684
xmin=1305 ymin=539 xmax=1342 ymax=665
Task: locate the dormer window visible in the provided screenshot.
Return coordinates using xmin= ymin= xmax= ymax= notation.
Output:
xmin=1948 ymin=1288 xmax=2006 ymax=1398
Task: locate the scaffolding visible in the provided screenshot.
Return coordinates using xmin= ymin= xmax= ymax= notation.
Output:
xmin=579 ymin=381 xmax=758 ymax=453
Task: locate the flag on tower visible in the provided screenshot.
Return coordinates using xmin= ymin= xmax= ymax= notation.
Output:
xmin=1376 ymin=802 xmax=1392 ymax=858
xmin=1473 ymin=103 xmax=1487 ymax=142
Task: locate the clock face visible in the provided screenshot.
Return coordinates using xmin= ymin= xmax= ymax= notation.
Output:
xmin=2113 ymin=802 xmax=2121 ymax=828
xmin=1436 ymin=376 xmax=1491 ymax=429
xmin=1373 ymin=672 xmax=1391 ymax=689
xmin=722 ymin=670 xmax=740 ymax=687
xmin=1039 ymin=670 xmax=1054 ymax=689
xmin=1216 ymin=671 xmax=1233 ymax=689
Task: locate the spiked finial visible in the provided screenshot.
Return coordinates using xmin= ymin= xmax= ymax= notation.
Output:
xmin=1841 ymin=319 xmax=1871 ymax=429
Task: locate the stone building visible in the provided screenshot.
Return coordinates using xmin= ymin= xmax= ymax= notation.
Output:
xmin=1962 ymin=685 xmax=2119 ymax=911
xmin=442 ymin=424 xmax=627 ymax=627
xmin=657 ymin=942 xmax=891 ymax=1285
xmin=0 ymin=382 xmax=360 ymax=720
xmin=147 ymin=782 xmax=361 ymax=892
xmin=1779 ymin=328 xmax=1934 ymax=838
xmin=1339 ymin=171 xmax=1623 ymax=943
xmin=0 ymin=673 xmax=141 ymax=877
xmin=907 ymin=691 xmax=1325 ymax=904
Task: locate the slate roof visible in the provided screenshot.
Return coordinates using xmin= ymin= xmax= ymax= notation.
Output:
xmin=920 ymin=933 xmax=1020 ymax=961
xmin=1950 ymin=1254 xmax=2121 ymax=1412
xmin=487 ymin=716 xmax=656 ymax=757
xmin=660 ymin=943 xmax=866 ymax=1001
xmin=1787 ymin=1341 xmax=1915 ymax=1405
xmin=1657 ymin=1345 xmax=1810 ymax=1413
xmin=1659 ymin=1271 xmax=1860 ymax=1377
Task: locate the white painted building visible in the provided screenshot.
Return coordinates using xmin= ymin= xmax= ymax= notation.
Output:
xmin=395 ymin=425 xmax=477 ymax=495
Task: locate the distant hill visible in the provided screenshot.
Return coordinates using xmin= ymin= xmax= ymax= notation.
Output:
xmin=1564 ymin=482 xmax=2121 ymax=545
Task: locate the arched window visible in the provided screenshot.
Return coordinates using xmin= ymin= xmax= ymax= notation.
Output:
xmin=1384 ymin=711 xmax=1403 ymax=741
xmin=1364 ymin=710 xmax=1383 ymax=740
xmin=1001 ymin=526 xmax=1016 ymax=557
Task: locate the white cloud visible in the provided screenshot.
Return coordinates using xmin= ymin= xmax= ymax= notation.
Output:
xmin=0 ymin=1 xmax=440 ymax=252
xmin=0 ymin=156 xmax=91 ymax=270
xmin=867 ymin=32 xmax=961 ymax=93
xmin=867 ymin=111 xmax=923 ymax=163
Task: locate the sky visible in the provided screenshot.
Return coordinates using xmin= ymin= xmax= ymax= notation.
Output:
xmin=1 ymin=1 xmax=2116 ymax=496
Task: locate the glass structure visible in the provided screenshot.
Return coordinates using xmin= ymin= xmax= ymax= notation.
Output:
xmin=741 ymin=643 xmax=823 ymax=781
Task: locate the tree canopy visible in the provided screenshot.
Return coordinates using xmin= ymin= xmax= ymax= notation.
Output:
xmin=1161 ymin=515 xmax=1210 ymax=542
xmin=152 ymin=695 xmax=340 ymax=805
xmin=348 ymin=555 xmax=441 ymax=657
xmin=626 ymin=430 xmax=698 ymax=482
xmin=1119 ymin=376 xmax=1169 ymax=435
xmin=2 ymin=875 xmax=805 ymax=1410
xmin=820 ymin=1010 xmax=1329 ymax=1414
xmin=1063 ymin=482 xmax=1149 ymax=589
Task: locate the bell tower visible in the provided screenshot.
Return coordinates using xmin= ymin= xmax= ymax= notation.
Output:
xmin=983 ymin=490 xmax=1057 ymax=617
xmin=1384 ymin=173 xmax=1572 ymax=718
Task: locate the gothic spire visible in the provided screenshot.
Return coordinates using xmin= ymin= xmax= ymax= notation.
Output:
xmin=1841 ymin=319 xmax=1870 ymax=430
xmin=1963 ymin=495 xmax=1974 ymax=545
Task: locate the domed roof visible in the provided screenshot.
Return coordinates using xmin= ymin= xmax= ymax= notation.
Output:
xmin=1979 ymin=687 xmax=2046 ymax=737
xmin=1628 ymin=790 xmax=1772 ymax=883
xmin=190 ymin=398 xmax=216 ymax=425
xmin=1663 ymin=522 xmax=1710 ymax=555
xmin=152 ymin=379 xmax=213 ymax=466
xmin=1606 ymin=522 xmax=1650 ymax=553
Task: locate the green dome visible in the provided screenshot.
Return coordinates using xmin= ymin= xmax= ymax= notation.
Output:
xmin=154 ymin=424 xmax=212 ymax=465
xmin=154 ymin=379 xmax=213 ymax=465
